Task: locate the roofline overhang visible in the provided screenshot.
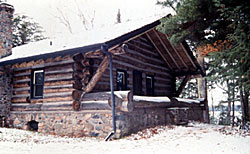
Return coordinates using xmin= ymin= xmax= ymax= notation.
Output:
xmin=0 ymin=43 xmax=103 ymax=66
xmin=182 ymin=41 xmax=206 ymax=77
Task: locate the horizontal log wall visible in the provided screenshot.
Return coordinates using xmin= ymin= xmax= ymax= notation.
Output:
xmin=11 ymin=55 xmax=74 ymax=111
xmin=93 ymin=34 xmax=174 ymax=96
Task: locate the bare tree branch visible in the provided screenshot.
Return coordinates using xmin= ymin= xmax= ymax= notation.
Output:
xmin=55 ymin=7 xmax=73 ymax=33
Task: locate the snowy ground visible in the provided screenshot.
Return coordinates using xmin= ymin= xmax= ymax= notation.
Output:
xmin=0 ymin=122 xmax=249 ymax=154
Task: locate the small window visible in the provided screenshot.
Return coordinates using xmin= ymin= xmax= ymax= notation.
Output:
xmin=116 ymin=69 xmax=127 ymax=90
xmin=31 ymin=69 xmax=44 ymax=99
xmin=146 ymin=75 xmax=154 ymax=96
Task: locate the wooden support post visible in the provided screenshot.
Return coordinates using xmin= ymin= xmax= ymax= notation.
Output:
xmin=85 ymin=55 xmax=109 ymax=93
xmin=175 ymin=75 xmax=191 ymax=97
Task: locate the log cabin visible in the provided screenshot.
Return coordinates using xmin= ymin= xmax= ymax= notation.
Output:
xmin=0 ymin=3 xmax=206 ymax=139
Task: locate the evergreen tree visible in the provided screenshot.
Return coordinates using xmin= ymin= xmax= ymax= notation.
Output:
xmin=12 ymin=14 xmax=45 ymax=47
xmin=116 ymin=9 xmax=121 ymax=24
xmin=177 ymin=79 xmax=198 ymax=99
xmin=157 ymin=0 xmax=250 ymax=124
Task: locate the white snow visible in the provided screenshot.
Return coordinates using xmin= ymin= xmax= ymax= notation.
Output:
xmin=176 ymin=97 xmax=205 ymax=104
xmin=0 ymin=14 xmax=166 ymax=63
xmin=133 ymin=95 xmax=171 ymax=103
xmin=0 ymin=122 xmax=249 ymax=154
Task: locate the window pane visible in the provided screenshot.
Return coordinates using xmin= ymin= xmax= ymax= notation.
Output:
xmin=117 ymin=71 xmax=126 ymax=91
xmin=117 ymin=72 xmax=124 ymax=84
xmin=146 ymin=75 xmax=154 ymax=96
xmin=34 ymin=85 xmax=43 ymax=97
xmin=146 ymin=76 xmax=152 ymax=89
xmin=35 ymin=72 xmax=44 ymax=84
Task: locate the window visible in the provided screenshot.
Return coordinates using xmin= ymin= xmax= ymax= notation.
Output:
xmin=31 ymin=69 xmax=44 ymax=99
xmin=116 ymin=69 xmax=127 ymax=90
xmin=146 ymin=75 xmax=154 ymax=96
xmin=133 ymin=70 xmax=142 ymax=95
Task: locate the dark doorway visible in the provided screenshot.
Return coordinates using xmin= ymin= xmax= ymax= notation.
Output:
xmin=133 ymin=70 xmax=142 ymax=95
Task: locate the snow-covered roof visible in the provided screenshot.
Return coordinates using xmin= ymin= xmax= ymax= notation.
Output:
xmin=0 ymin=15 xmax=165 ymax=64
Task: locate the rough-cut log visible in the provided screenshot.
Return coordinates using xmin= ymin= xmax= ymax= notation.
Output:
xmin=73 ymin=71 xmax=84 ymax=79
xmin=45 ymin=75 xmax=73 ymax=82
xmin=72 ymin=90 xmax=84 ymax=100
xmin=80 ymin=91 xmax=133 ymax=112
xmin=108 ymin=91 xmax=134 ymax=112
xmin=81 ymin=100 xmax=111 ymax=110
xmin=44 ymin=84 xmax=72 ymax=89
xmin=81 ymin=59 xmax=90 ymax=67
xmin=44 ymin=92 xmax=72 ymax=98
xmin=40 ymin=101 xmax=72 ymax=111
xmin=73 ymin=62 xmax=84 ymax=71
xmin=85 ymin=55 xmax=109 ymax=93
xmin=11 ymin=103 xmax=42 ymax=111
xmin=43 ymin=96 xmax=72 ymax=102
xmin=73 ymin=82 xmax=83 ymax=90
xmin=72 ymin=100 xmax=81 ymax=111
xmin=73 ymin=53 xmax=84 ymax=63
xmin=81 ymin=77 xmax=89 ymax=85
xmin=81 ymin=92 xmax=111 ymax=100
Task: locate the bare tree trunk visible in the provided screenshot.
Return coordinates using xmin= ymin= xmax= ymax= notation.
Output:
xmin=232 ymin=100 xmax=235 ymax=127
xmin=197 ymin=51 xmax=210 ymax=123
xmin=232 ymin=80 xmax=235 ymax=127
xmin=239 ymin=86 xmax=249 ymax=126
xmin=226 ymin=80 xmax=231 ymax=125
xmin=211 ymin=91 xmax=215 ymax=119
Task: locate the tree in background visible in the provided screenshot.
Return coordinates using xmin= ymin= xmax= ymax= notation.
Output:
xmin=157 ymin=0 xmax=250 ymax=125
xmin=116 ymin=9 xmax=121 ymax=24
xmin=12 ymin=14 xmax=45 ymax=47
xmin=177 ymin=79 xmax=198 ymax=99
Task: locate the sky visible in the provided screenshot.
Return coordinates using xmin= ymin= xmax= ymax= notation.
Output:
xmin=5 ymin=0 xmax=228 ymax=106
xmin=7 ymin=0 xmax=170 ymax=38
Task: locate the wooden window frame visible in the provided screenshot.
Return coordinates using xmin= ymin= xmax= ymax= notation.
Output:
xmin=146 ymin=74 xmax=154 ymax=96
xmin=116 ymin=69 xmax=127 ymax=91
xmin=30 ymin=69 xmax=44 ymax=99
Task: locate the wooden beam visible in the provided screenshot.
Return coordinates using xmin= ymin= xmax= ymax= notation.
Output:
xmin=146 ymin=32 xmax=173 ymax=70
xmin=153 ymin=29 xmax=181 ymax=70
xmin=180 ymin=43 xmax=197 ymax=69
xmin=175 ymin=74 xmax=191 ymax=97
xmin=162 ymin=34 xmax=189 ymax=69
xmin=85 ymin=55 xmax=109 ymax=93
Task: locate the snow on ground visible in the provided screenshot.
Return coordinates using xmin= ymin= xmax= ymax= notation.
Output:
xmin=0 ymin=122 xmax=249 ymax=154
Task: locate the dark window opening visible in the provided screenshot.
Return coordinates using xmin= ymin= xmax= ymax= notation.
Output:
xmin=27 ymin=120 xmax=39 ymax=131
xmin=116 ymin=69 xmax=127 ymax=91
xmin=133 ymin=70 xmax=142 ymax=95
xmin=31 ymin=69 xmax=44 ymax=99
xmin=146 ymin=75 xmax=154 ymax=96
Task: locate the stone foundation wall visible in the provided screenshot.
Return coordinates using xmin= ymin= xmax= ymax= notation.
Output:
xmin=6 ymin=107 xmax=204 ymax=138
xmin=0 ymin=66 xmax=12 ymax=126
xmin=7 ymin=111 xmax=114 ymax=138
xmin=117 ymin=107 xmax=204 ymax=137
